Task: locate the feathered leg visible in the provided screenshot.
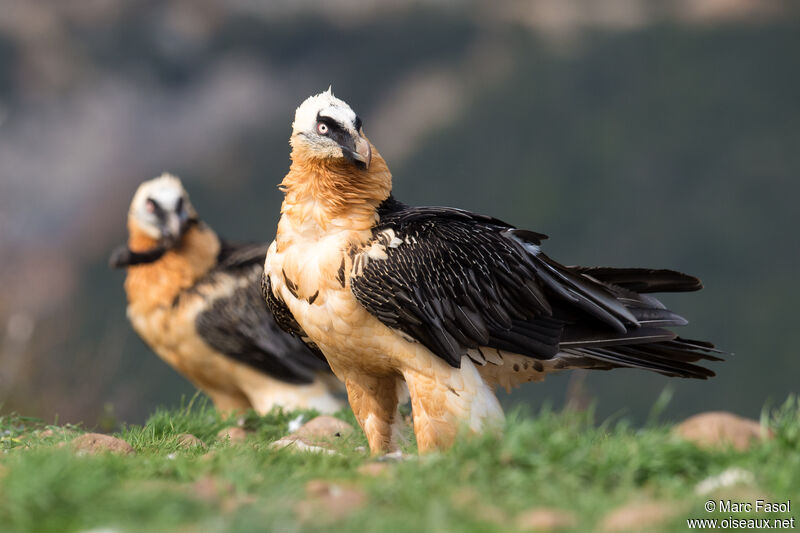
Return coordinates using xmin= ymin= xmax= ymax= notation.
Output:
xmin=344 ymin=374 xmax=402 ymax=455
xmin=403 ymin=357 xmax=504 ymax=453
xmin=206 ymin=388 xmax=252 ymax=418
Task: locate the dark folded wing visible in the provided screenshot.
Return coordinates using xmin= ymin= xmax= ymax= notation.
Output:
xmin=350 ymin=198 xmax=721 ymax=377
xmin=261 ymin=271 xmax=328 ymax=363
xmin=195 ymin=241 xmax=330 ymax=383
xmin=216 ymin=240 xmax=270 ymax=270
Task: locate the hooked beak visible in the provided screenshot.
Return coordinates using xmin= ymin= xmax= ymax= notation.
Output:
xmin=160 ymin=209 xmax=191 ymax=248
xmin=344 ymin=134 xmax=372 ymax=170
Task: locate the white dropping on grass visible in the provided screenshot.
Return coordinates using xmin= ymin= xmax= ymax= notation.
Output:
xmin=288 ymin=414 xmax=305 ymax=433
xmin=695 ymin=468 xmax=755 ymax=495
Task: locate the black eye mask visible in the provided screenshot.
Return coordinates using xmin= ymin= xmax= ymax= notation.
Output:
xmin=108 ymin=244 xmax=167 ymax=268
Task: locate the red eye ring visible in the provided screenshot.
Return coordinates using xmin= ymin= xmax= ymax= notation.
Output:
xmin=145 ymin=199 xmax=156 ymax=213
xmin=317 ymin=122 xmax=329 ymax=135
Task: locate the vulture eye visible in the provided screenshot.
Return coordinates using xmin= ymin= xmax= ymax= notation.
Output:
xmin=145 ymin=198 xmax=157 ymax=214
xmin=317 ymin=122 xmax=329 ymax=135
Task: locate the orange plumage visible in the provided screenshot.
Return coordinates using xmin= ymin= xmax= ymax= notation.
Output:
xmin=115 ymin=174 xmax=342 ymax=416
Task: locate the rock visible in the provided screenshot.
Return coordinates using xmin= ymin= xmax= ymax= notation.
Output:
xmin=199 ymin=451 xmax=216 ymax=461
xmin=72 ymin=433 xmax=135 ymax=455
xmin=293 ymin=416 xmax=354 ymax=442
xmin=220 ymin=493 xmax=257 ymax=514
xmin=272 ymin=416 xmax=355 ymax=453
xmin=450 ymin=487 xmax=507 ymax=526
xmin=270 ymin=436 xmax=339 ymax=455
xmin=37 ymin=427 xmax=75 ymax=443
xmin=190 ymin=476 xmax=234 ymax=503
xmin=295 ymin=480 xmax=367 ymax=522
xmin=305 ymin=479 xmax=334 ymax=497
xmin=516 ymin=508 xmax=577 ymax=531
xmin=601 ymin=501 xmax=678 ymax=532
xmin=675 ymin=411 xmax=771 ymax=451
xmin=474 ymin=504 xmax=507 ymax=525
xmin=450 ymin=487 xmax=479 ymax=508
xmin=216 ymin=427 xmax=249 ymax=443
xmin=176 ymin=433 xmax=206 ymax=449
xmin=376 ymin=450 xmax=407 ymax=462
xmin=357 ymin=462 xmax=389 ymax=477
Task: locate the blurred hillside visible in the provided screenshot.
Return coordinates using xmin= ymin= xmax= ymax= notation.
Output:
xmin=0 ymin=0 xmax=798 ymax=425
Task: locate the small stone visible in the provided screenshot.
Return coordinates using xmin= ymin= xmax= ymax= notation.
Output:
xmin=191 ymin=476 xmax=234 ymax=503
xmin=601 ymin=501 xmax=678 ymax=532
xmin=72 ymin=433 xmax=135 ymax=455
xmin=305 ymin=479 xmax=332 ymax=497
xmin=272 ymin=416 xmax=355 ymax=453
xmin=516 ymin=508 xmax=577 ymax=531
xmin=675 ymin=411 xmax=771 ymax=451
xmin=221 ymin=494 xmax=257 ymax=513
xmin=176 ymin=433 xmax=206 ymax=449
xmin=293 ymin=416 xmax=354 ymax=442
xmin=357 ymin=462 xmax=389 ymax=477
xmin=450 ymin=488 xmax=507 ymax=525
xmin=296 ymin=480 xmax=367 ymax=522
xmin=270 ymin=436 xmax=338 ymax=455
xmin=39 ymin=427 xmax=75 ymax=443
xmin=474 ymin=504 xmax=507 ymax=525
xmin=216 ymin=427 xmax=249 ymax=443
xmin=376 ymin=450 xmax=407 ymax=462
xmin=451 ymin=487 xmax=479 ymax=508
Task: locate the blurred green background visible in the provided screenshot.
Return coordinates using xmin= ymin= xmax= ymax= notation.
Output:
xmin=0 ymin=0 xmax=797 ymax=426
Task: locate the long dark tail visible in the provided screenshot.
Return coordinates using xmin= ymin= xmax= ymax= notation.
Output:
xmin=564 ymin=337 xmax=724 ymax=379
xmin=553 ymin=265 xmax=725 ymax=379
xmin=572 ymin=266 xmax=703 ymax=293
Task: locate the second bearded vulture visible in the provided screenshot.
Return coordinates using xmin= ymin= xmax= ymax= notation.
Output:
xmin=264 ymin=89 xmax=723 ymax=454
xmin=111 ymin=174 xmax=342 ymax=416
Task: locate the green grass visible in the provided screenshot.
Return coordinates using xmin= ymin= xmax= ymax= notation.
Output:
xmin=0 ymin=397 xmax=798 ymax=533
